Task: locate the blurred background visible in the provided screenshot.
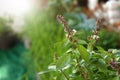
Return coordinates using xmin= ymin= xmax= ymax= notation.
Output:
xmin=0 ymin=0 xmax=120 ymax=80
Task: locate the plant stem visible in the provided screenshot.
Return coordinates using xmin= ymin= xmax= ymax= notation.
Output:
xmin=76 ymin=57 xmax=87 ymax=80
xmin=60 ymin=70 xmax=70 ymax=80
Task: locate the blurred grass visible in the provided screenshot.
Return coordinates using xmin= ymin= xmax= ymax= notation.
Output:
xmin=22 ymin=11 xmax=65 ymax=79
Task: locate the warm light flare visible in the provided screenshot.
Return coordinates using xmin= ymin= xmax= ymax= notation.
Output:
xmin=0 ymin=0 xmax=32 ymax=16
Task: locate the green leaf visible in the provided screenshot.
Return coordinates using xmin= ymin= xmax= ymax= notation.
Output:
xmin=78 ymin=39 xmax=87 ymax=45
xmin=114 ymin=52 xmax=120 ymax=58
xmin=56 ymin=54 xmax=71 ymax=70
xmin=95 ymin=59 xmax=107 ymax=70
xmin=54 ymin=39 xmax=69 ymax=49
xmin=77 ymin=45 xmax=90 ymax=62
xmin=113 ymin=76 xmax=119 ymax=80
xmin=97 ymin=46 xmax=108 ymax=54
xmin=96 ymin=46 xmax=111 ymax=61
xmin=87 ymin=39 xmax=96 ymax=51
xmin=56 ymin=72 xmax=65 ymax=80
xmin=55 ymin=73 xmax=64 ymax=80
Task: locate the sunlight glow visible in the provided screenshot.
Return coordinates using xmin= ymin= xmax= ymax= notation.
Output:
xmin=0 ymin=0 xmax=32 ymax=16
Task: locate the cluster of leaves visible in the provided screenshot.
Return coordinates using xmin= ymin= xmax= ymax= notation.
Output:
xmin=64 ymin=13 xmax=119 ymax=49
xmin=48 ymin=0 xmax=119 ymax=49
xmin=23 ymin=0 xmax=119 ymax=79
xmin=39 ymin=15 xmax=120 ymax=80
xmin=47 ymin=0 xmax=120 ymax=49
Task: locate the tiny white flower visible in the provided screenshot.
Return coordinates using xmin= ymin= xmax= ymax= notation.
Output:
xmin=92 ymin=35 xmax=100 ymax=39
xmin=72 ymin=29 xmax=77 ymax=33
xmin=72 ymin=29 xmax=77 ymax=35
xmin=112 ymin=49 xmax=117 ymax=54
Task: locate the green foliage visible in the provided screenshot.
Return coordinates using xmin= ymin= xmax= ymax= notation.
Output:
xmin=39 ymin=16 xmax=120 ymax=80
xmin=23 ymin=0 xmax=119 ymax=79
xmin=77 ymin=45 xmax=90 ymax=62
xmin=64 ymin=12 xmax=119 ymax=49
xmin=98 ymin=29 xmax=119 ymax=49
xmin=56 ymin=54 xmax=71 ymax=69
